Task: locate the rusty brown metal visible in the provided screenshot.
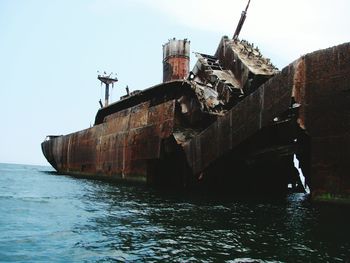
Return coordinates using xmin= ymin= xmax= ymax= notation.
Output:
xmin=291 ymin=42 xmax=350 ymax=202
xmin=42 ymin=30 xmax=350 ymax=201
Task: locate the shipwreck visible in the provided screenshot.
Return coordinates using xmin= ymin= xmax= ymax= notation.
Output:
xmin=42 ymin=1 xmax=350 ymax=203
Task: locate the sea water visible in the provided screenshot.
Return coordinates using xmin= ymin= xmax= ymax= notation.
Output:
xmin=0 ymin=163 xmax=349 ymax=262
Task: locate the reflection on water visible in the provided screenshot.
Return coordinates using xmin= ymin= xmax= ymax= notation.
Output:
xmin=0 ymin=163 xmax=349 ymax=262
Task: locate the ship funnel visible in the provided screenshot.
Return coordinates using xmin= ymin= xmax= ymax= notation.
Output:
xmin=163 ymin=38 xmax=190 ymax=82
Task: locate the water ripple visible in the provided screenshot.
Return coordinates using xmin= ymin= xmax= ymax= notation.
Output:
xmin=0 ymin=163 xmax=349 ymax=262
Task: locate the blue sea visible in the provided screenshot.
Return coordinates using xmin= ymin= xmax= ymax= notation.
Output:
xmin=0 ymin=163 xmax=349 ymax=262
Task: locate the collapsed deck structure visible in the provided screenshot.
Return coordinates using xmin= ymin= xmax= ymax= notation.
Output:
xmin=42 ymin=2 xmax=350 ymax=202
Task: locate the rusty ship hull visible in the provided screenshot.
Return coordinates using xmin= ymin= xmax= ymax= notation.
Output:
xmin=42 ymin=34 xmax=350 ymax=201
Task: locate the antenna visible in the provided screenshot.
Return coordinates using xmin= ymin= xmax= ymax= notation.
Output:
xmin=97 ymin=72 xmax=118 ymax=107
xmin=233 ymin=0 xmax=251 ymax=40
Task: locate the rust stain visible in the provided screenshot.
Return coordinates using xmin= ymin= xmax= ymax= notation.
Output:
xmin=163 ymin=38 xmax=190 ymax=82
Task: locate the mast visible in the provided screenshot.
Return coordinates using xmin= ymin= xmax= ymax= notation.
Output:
xmin=97 ymin=73 xmax=118 ymax=107
xmin=233 ymin=0 xmax=251 ymax=40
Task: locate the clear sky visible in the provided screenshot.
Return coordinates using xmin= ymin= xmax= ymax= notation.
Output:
xmin=0 ymin=0 xmax=349 ymax=165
